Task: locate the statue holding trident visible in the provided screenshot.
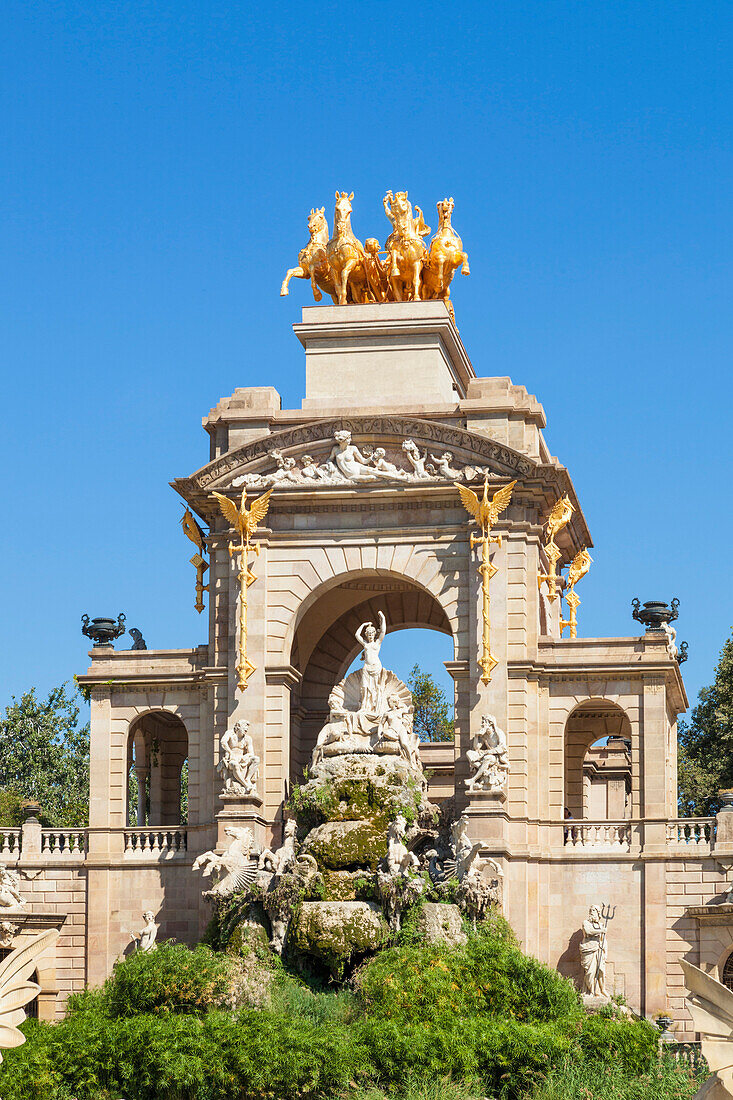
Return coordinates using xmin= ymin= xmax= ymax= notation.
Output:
xmin=355 ymin=611 xmax=387 ymax=713
xmin=579 ymin=903 xmax=615 ymax=997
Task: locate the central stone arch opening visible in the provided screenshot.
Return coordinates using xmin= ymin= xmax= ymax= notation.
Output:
xmin=288 ymin=573 xmax=454 ymax=783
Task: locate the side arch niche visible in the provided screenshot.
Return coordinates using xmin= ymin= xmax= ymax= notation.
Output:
xmin=563 ymin=700 xmax=632 ymax=821
xmin=126 ymin=711 xmax=189 ymax=826
xmin=286 ymin=573 xmax=454 ymax=783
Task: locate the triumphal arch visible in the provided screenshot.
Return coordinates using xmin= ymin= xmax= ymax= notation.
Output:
xmin=7 ymin=192 xmax=730 ymax=1034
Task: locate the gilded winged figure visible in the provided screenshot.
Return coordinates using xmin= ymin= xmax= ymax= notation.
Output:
xmin=180 ymin=507 xmax=207 ymax=554
xmin=545 ymin=495 xmax=574 ymax=542
xmin=211 ymin=487 xmax=274 ymax=547
xmin=454 ymin=478 xmax=517 ymax=532
xmin=566 ymin=548 xmax=593 ymax=590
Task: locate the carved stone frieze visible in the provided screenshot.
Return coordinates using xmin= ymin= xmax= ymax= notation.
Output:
xmin=187 ymin=416 xmax=537 ymax=492
xmin=230 ymin=430 xmax=496 ymax=491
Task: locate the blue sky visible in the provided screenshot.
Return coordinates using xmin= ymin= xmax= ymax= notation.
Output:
xmin=1 ymin=2 xmax=731 ymax=714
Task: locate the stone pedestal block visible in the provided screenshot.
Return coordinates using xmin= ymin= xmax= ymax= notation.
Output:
xmin=295 ymin=301 xmax=474 ymax=409
xmin=216 ymin=793 xmax=266 ymax=849
xmin=465 ymin=791 xmax=509 ymax=852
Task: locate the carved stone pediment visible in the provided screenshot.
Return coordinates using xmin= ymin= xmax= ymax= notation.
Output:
xmin=177 ymin=416 xmax=537 ymax=499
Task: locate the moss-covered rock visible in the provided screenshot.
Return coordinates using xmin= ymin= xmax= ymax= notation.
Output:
xmin=290 ymin=754 xmax=423 ymax=832
xmin=411 ymin=902 xmax=467 ymax=947
xmin=321 ymin=869 xmax=363 ymax=901
xmin=302 ymin=819 xmax=387 ymax=870
xmin=291 ymin=900 xmax=389 ymax=977
xmin=227 ymin=912 xmax=271 ymax=955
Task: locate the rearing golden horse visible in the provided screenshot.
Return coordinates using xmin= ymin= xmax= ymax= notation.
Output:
xmin=421 ymin=198 xmax=470 ymax=319
xmin=326 ymin=192 xmax=371 ymax=306
xmin=280 ymin=207 xmax=338 ymax=303
xmin=383 ymin=190 xmax=430 ymax=302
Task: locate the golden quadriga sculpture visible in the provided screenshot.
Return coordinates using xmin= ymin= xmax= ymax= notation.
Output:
xmin=281 ymin=191 xmax=469 ymax=320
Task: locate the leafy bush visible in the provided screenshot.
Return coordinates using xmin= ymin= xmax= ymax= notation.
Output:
xmin=356 ymin=920 xmax=581 ymax=1026
xmin=0 ymin=920 xmax=689 ymax=1100
xmin=529 ymin=1052 xmax=705 ymax=1099
xmin=100 ymin=942 xmax=237 ymax=1017
xmin=579 ymin=1012 xmax=660 ymax=1075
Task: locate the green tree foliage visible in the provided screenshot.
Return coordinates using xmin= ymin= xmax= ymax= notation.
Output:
xmin=0 ymin=684 xmax=89 ymax=827
xmin=678 ymin=629 xmax=733 ymax=816
xmin=407 ymin=664 xmax=454 ymax=742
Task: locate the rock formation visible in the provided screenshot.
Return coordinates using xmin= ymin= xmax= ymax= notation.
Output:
xmin=194 ymin=615 xmax=503 ymax=975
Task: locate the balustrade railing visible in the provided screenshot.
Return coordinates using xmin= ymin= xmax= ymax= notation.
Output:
xmin=124 ymin=828 xmax=188 ymax=857
xmin=563 ymin=821 xmax=633 ymax=851
xmin=666 ymin=819 xmax=716 ymax=848
xmin=40 ymin=829 xmax=88 ymax=858
xmin=0 ymin=829 xmax=21 ymax=861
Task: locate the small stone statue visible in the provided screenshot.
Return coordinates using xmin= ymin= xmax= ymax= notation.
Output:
xmin=0 ymin=866 xmax=25 ymax=910
xmin=385 ymin=815 xmax=419 ymax=877
xmin=218 ymin=720 xmax=260 ymax=797
xmin=311 ymin=689 xmax=350 ymax=765
xmin=450 ymin=814 xmax=484 ymax=881
xmin=129 ymin=628 xmax=147 ymax=650
xmin=465 ymin=715 xmax=509 ymax=794
xmin=0 ymin=921 xmax=17 ymax=947
xmin=259 ymin=819 xmax=298 ymax=877
xmin=377 ymin=694 xmax=419 ymax=768
xmin=129 ymin=910 xmax=158 ymax=952
xmin=580 ymin=904 xmax=608 ymax=997
xmin=378 ymin=814 xmax=423 ymax=930
xmin=661 ymin=620 xmax=678 ymax=660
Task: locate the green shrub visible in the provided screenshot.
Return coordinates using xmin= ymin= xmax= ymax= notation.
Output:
xmin=579 ymin=1012 xmax=660 ymax=1075
xmin=356 ymin=921 xmax=581 ymax=1026
xmin=0 ymin=920 xmax=691 ymax=1100
xmin=529 ymin=1051 xmax=705 ymax=1099
xmin=102 ymin=942 xmax=236 ymax=1017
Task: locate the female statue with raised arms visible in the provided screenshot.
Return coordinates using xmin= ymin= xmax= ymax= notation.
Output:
xmin=355 ymin=611 xmax=387 ymax=713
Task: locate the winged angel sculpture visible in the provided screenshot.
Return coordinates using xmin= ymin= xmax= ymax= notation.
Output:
xmin=0 ymin=929 xmax=58 ymax=1062
xmin=681 ymin=959 xmax=733 ymax=1098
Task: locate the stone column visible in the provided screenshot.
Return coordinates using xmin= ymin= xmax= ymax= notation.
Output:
xmin=134 ymin=765 xmax=148 ymax=826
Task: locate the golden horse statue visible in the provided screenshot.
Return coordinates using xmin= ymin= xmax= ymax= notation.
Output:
xmin=383 ymin=190 xmax=430 ymax=302
xmin=421 ymin=198 xmax=470 ymax=319
xmin=363 ymin=238 xmax=390 ymax=303
xmin=280 ymin=207 xmax=338 ymax=303
xmin=281 ymin=191 xmax=470 ymax=317
xmin=327 ymin=191 xmax=372 ymax=306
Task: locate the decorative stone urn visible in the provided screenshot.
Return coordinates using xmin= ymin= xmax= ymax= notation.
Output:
xmin=81 ymin=613 xmax=126 ymax=647
xmin=718 ymin=790 xmax=733 ymax=814
xmin=631 ymin=598 xmax=679 ymax=633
